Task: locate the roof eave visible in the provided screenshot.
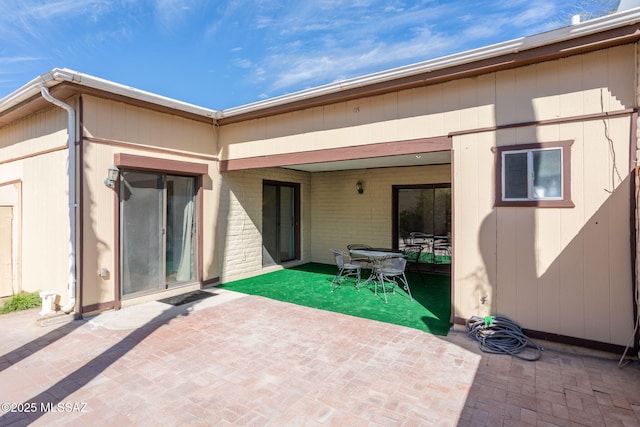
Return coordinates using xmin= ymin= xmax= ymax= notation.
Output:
xmin=0 ymin=68 xmax=218 ymax=122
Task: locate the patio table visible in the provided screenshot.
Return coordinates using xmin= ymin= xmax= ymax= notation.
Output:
xmin=349 ymin=248 xmax=403 ymax=263
xmin=349 ymin=249 xmax=404 ymax=289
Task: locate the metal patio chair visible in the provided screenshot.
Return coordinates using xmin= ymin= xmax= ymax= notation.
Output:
xmin=375 ymin=256 xmax=412 ymax=303
xmin=330 ymin=249 xmax=361 ymax=292
xmin=402 ymin=244 xmax=423 ymax=271
xmin=433 ymin=235 xmax=452 ymax=264
xmin=347 ymin=243 xmax=372 ymax=268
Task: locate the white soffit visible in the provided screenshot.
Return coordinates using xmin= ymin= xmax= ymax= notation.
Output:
xmin=282 ymin=151 xmax=451 ymax=172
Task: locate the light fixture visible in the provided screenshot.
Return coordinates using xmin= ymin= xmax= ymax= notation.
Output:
xmin=356 ymin=181 xmax=364 ymax=194
xmin=104 ymin=165 xmax=119 ymax=188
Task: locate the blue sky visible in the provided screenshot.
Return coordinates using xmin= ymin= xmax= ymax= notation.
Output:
xmin=0 ymin=0 xmax=620 ymax=110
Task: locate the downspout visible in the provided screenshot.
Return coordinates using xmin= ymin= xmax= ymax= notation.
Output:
xmin=40 ymin=87 xmax=77 ymax=314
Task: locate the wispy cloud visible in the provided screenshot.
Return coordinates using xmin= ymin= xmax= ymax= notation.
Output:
xmin=0 ymin=0 xmax=115 ymax=45
xmin=240 ymin=0 xmax=575 ymax=97
xmin=231 ymin=1 xmax=451 ymax=93
xmin=153 ymin=0 xmax=201 ymax=30
xmin=264 ymin=27 xmax=452 ymax=93
xmin=232 ymin=58 xmax=252 ymax=69
xmin=0 ymin=56 xmax=42 ymax=65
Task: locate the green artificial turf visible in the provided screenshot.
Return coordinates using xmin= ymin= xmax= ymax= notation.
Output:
xmin=219 ymin=263 xmax=452 ymax=336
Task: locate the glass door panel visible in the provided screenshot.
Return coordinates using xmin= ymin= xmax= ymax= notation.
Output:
xmin=434 ymin=188 xmax=451 ymax=237
xmin=121 ymin=172 xmax=198 ymax=297
xmin=166 ymin=176 xmax=196 ymax=285
xmin=262 ymin=184 xmax=278 ymax=266
xmin=262 ymin=181 xmax=299 ymax=266
xmin=395 ymin=184 xmax=451 ymax=273
xmin=121 ymin=171 xmax=163 ymax=296
xmin=398 ymin=188 xmax=434 ymax=244
xmin=279 ymin=186 xmax=295 ymax=261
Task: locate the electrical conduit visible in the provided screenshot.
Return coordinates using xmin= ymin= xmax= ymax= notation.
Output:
xmin=40 ymin=87 xmax=77 ymax=314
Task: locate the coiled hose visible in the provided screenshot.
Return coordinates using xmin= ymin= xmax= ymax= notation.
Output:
xmin=466 ymin=316 xmax=543 ymax=361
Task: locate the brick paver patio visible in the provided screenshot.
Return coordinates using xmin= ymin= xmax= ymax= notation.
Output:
xmin=1 ymin=288 xmax=640 ymax=426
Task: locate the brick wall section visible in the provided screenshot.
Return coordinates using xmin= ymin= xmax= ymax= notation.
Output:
xmin=218 ymin=167 xmax=311 ymax=283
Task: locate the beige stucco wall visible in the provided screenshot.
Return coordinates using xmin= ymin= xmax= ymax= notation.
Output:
xmin=80 ymin=95 xmax=219 ymax=307
xmin=0 ymin=104 xmax=73 ymax=305
xmin=217 ymin=44 xmax=636 ymax=346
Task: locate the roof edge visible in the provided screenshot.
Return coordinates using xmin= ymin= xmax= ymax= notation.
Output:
xmin=0 ymin=68 xmax=218 ymax=120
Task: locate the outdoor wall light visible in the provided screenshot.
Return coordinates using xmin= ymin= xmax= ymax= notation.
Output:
xmin=356 ymin=181 xmax=364 ymax=194
xmin=104 ymin=165 xmax=119 ymax=188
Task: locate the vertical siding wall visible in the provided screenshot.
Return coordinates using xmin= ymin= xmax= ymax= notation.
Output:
xmin=218 ymin=167 xmax=311 ymax=283
xmin=453 ymin=45 xmax=635 ymax=346
xmin=0 ymin=105 xmax=72 ymax=301
xmin=454 ymin=118 xmax=633 ymax=346
xmin=81 ymin=96 xmax=218 ymax=307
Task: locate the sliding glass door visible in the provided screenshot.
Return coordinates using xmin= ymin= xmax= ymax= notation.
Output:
xmin=120 ymin=171 xmax=197 ymax=297
xmin=262 ymin=181 xmax=299 ymax=266
xmin=393 ymin=184 xmax=451 ymax=273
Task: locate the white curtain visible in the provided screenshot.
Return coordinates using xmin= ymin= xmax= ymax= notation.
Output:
xmin=176 ymin=180 xmax=194 ymax=281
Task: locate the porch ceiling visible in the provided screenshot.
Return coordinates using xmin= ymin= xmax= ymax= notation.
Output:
xmin=281 ymin=151 xmax=451 ymax=172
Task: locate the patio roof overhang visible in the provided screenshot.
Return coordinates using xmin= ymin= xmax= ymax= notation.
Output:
xmin=281 ymin=151 xmax=451 ymax=173
xmin=219 ymin=136 xmax=452 ymax=173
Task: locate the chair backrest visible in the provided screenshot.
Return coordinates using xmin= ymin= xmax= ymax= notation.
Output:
xmin=380 ymin=256 xmax=406 ymax=271
xmin=410 ymin=232 xmax=429 ymax=238
xmin=403 ymin=245 xmax=422 ymax=263
xmin=331 ymin=249 xmax=345 ymax=267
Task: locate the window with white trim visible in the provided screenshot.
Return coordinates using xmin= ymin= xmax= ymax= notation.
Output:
xmin=503 ymin=147 xmax=562 ymax=200
xmin=495 ymin=140 xmax=573 ymax=208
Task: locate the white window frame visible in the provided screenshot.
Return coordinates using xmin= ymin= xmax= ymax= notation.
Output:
xmin=502 ymin=147 xmax=563 ymax=202
xmin=494 ymin=140 xmax=574 ymax=208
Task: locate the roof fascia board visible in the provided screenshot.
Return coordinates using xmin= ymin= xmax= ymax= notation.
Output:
xmin=219 ymin=7 xmax=640 ymax=123
xmin=56 ymin=82 xmax=216 ymax=124
xmin=0 ymin=68 xmax=218 ymax=121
